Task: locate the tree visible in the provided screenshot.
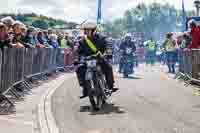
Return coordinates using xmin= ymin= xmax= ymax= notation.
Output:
xmin=48 ymin=21 xmax=56 ymax=27
xmin=104 ymin=3 xmax=183 ymax=40
xmin=124 ymin=10 xmax=133 ymax=32
xmin=67 ymin=22 xmax=78 ymax=29
xmin=16 ymin=13 xmax=26 ymax=22
xmin=32 ymin=20 xmax=49 ymax=29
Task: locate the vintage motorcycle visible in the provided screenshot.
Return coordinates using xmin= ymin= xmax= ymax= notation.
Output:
xmin=79 ymin=55 xmax=112 ymax=110
xmin=123 ymin=47 xmax=135 ymax=78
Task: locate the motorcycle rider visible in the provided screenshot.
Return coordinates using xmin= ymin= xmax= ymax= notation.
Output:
xmin=75 ymin=21 xmax=118 ymax=99
xmin=119 ymin=33 xmax=136 ymax=73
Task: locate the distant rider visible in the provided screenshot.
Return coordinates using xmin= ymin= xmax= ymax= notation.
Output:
xmin=119 ymin=34 xmax=136 ymax=73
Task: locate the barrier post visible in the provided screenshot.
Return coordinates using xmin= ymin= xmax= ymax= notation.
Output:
xmin=0 ymin=50 xmax=2 ymax=93
xmin=192 ymin=49 xmax=200 ymax=79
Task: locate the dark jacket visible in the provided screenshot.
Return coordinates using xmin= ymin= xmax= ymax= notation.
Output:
xmin=78 ymin=34 xmax=107 ymax=57
xmin=120 ymin=40 xmax=136 ymax=56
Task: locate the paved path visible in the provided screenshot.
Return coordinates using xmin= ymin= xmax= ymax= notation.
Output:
xmin=0 ymin=73 xmax=70 ymax=133
xmin=52 ymin=65 xmax=200 ymax=133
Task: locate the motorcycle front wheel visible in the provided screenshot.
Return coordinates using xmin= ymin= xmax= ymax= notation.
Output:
xmin=87 ymin=79 xmax=104 ymax=111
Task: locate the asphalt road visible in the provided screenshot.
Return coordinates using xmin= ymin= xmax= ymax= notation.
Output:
xmin=52 ymin=65 xmax=200 ymax=133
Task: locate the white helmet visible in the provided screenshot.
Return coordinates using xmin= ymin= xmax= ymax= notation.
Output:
xmin=81 ymin=21 xmax=97 ymax=30
xmin=125 ymin=33 xmax=131 ymax=39
xmin=125 ymin=33 xmax=131 ymax=37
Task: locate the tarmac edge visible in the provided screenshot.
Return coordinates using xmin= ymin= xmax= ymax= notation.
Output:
xmin=38 ymin=73 xmax=74 ymax=133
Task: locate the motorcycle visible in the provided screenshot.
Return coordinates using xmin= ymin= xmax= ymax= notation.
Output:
xmin=123 ymin=47 xmax=134 ymax=78
xmin=79 ymin=55 xmax=112 ymax=110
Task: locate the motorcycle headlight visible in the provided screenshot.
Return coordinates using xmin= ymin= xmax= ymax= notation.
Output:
xmin=86 ymin=59 xmax=97 ymax=67
xmin=61 ymin=50 xmax=65 ymax=54
xmin=126 ymin=48 xmax=132 ymax=54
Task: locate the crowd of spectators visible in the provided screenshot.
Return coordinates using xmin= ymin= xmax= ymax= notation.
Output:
xmin=174 ymin=19 xmax=200 ymax=50
xmin=0 ymin=16 xmax=76 ymax=50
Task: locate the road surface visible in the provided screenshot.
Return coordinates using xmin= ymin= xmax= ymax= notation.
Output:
xmin=52 ymin=65 xmax=200 ymax=133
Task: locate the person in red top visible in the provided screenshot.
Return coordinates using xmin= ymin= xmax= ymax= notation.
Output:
xmin=188 ymin=20 xmax=200 ymax=49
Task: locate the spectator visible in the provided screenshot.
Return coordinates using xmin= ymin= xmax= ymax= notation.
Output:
xmin=1 ymin=16 xmax=14 ymax=33
xmin=0 ymin=23 xmax=11 ymax=49
xmin=48 ymin=29 xmax=53 ymax=37
xmin=43 ymin=30 xmax=49 ymax=43
xmin=38 ymin=30 xmax=51 ymax=48
xmin=163 ymin=33 xmax=176 ymax=73
xmin=35 ymin=31 xmax=45 ymax=48
xmin=0 ymin=16 xmax=80 ymax=50
xmin=21 ymin=24 xmax=27 ymax=37
xmin=65 ymin=33 xmax=73 ymax=48
xmin=11 ymin=22 xmax=25 ymax=48
xmin=49 ymin=34 xmax=59 ymax=48
xmin=23 ymin=27 xmax=36 ymax=47
xmin=60 ymin=34 xmax=70 ymax=48
xmin=13 ymin=21 xmax=22 ymax=34
xmin=180 ymin=33 xmax=191 ymax=49
xmin=57 ymin=33 xmax=63 ymax=47
xmin=187 ymin=20 xmax=200 ymax=49
xmin=145 ymin=37 xmax=157 ymax=66
xmin=176 ymin=35 xmax=182 ymax=47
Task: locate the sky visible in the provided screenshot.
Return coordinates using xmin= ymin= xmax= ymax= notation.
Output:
xmin=0 ymin=0 xmax=194 ymax=23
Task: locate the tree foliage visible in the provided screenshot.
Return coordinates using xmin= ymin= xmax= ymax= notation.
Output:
xmin=0 ymin=13 xmax=77 ymax=29
xmin=32 ymin=20 xmax=49 ymax=29
xmin=104 ymin=3 xmax=192 ymax=40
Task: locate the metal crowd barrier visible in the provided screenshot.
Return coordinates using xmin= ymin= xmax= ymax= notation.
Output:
xmin=191 ymin=49 xmax=200 ymax=79
xmin=178 ymin=49 xmax=200 ymax=84
xmin=0 ymin=48 xmax=74 ymax=95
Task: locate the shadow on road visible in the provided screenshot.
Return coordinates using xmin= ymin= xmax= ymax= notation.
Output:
xmin=80 ymin=103 xmax=126 ymax=115
xmin=193 ymin=104 xmax=200 ymax=108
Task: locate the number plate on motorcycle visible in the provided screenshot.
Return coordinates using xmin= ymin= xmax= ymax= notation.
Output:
xmin=61 ymin=50 xmax=65 ymax=54
xmin=126 ymin=48 xmax=132 ymax=54
xmin=86 ymin=59 xmax=97 ymax=67
xmin=85 ymin=71 xmax=93 ymax=80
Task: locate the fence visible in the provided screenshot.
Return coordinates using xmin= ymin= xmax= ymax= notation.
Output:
xmin=178 ymin=49 xmax=200 ymax=81
xmin=0 ymin=48 xmax=74 ymax=94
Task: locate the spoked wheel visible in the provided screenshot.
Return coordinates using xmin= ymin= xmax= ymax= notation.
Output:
xmin=88 ymin=77 xmax=108 ymax=111
xmin=87 ymin=79 xmax=104 ymax=111
xmin=89 ymin=94 xmax=104 ymax=111
xmin=89 ymin=95 xmax=99 ymax=111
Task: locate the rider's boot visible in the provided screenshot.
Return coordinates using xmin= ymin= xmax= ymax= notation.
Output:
xmin=112 ymin=87 xmax=119 ymax=93
xmin=109 ymin=83 xmax=119 ymax=93
xmin=79 ymin=86 xmax=89 ymax=99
